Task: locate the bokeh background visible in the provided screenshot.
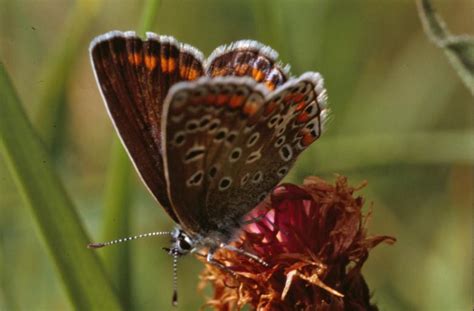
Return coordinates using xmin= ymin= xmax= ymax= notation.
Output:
xmin=0 ymin=0 xmax=472 ymax=310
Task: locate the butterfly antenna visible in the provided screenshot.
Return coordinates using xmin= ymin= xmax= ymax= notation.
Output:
xmin=87 ymin=231 xmax=172 ymax=249
xmin=171 ymin=248 xmax=179 ymax=307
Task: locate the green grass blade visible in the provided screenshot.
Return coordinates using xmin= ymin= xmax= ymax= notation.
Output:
xmin=138 ymin=0 xmax=162 ymax=37
xmin=100 ymin=140 xmax=133 ymax=309
xmin=0 ymin=62 xmax=122 ymax=311
xmin=34 ymin=0 xmax=103 ymax=151
xmin=99 ymin=1 xmax=161 ymax=308
xmin=417 ymin=0 xmax=474 ymax=95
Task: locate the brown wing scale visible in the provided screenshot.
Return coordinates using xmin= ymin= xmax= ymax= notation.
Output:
xmin=90 ymin=31 xmax=205 ymax=221
xmin=204 ymin=72 xmax=328 ymax=234
xmin=162 ymin=77 xmax=267 ymax=234
xmin=162 ymin=73 xmax=328 ymax=237
xmin=206 ymin=40 xmax=290 ymax=90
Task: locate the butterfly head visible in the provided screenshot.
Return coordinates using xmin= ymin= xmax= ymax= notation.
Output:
xmin=169 ymin=227 xmax=195 ymax=256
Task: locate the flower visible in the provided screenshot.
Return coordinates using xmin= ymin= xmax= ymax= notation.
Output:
xmin=199 ymin=176 xmax=396 ymax=311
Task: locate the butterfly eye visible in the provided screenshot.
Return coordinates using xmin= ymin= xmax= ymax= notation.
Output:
xmin=178 ymin=238 xmax=192 ymax=251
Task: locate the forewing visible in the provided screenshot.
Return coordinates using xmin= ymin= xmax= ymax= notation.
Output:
xmin=90 ymin=31 xmax=204 ymax=221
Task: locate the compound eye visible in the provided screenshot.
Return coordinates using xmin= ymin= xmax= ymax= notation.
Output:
xmin=178 ymin=238 xmax=192 ymax=251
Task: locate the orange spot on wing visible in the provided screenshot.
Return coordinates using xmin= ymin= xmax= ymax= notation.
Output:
xmin=160 ymin=56 xmax=176 ymax=73
xmin=168 ymin=58 xmax=176 ymax=72
xmin=252 ymin=68 xmax=265 ymax=82
xmin=187 ymin=68 xmax=200 ymax=80
xmin=204 ymin=94 xmax=216 ymax=105
xmin=144 ymin=55 xmax=157 ymax=70
xmin=295 ymin=101 xmax=307 ymax=111
xmin=302 ymin=132 xmax=315 ymax=146
xmin=243 ymin=101 xmax=259 ymax=117
xmin=235 ymin=64 xmax=250 ymax=75
xmin=264 ymin=101 xmax=278 ymax=116
xmin=128 ymin=52 xmax=142 ymax=65
xmin=297 ymin=112 xmax=310 ymax=123
xmin=229 ymin=96 xmax=244 ymax=108
xmin=216 ymin=95 xmax=228 ymax=106
xmin=212 ymin=67 xmax=228 ymax=77
xmin=284 ymin=93 xmax=304 ymax=103
xmin=179 ymin=66 xmax=202 ymax=80
xmin=264 ymin=80 xmax=276 ymax=90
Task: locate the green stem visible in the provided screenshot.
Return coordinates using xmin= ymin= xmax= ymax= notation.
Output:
xmin=138 ymin=0 xmax=162 ymax=37
xmin=416 ymin=0 xmax=474 ymax=95
xmin=0 ymin=62 xmax=122 ymax=310
xmin=34 ymin=0 xmax=103 ymax=152
xmin=99 ymin=0 xmax=161 ymax=308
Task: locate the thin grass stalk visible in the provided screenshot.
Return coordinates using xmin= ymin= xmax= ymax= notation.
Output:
xmin=34 ymin=0 xmax=102 ymax=153
xmin=99 ymin=1 xmax=161 ymax=309
xmin=0 ymin=62 xmax=122 ymax=311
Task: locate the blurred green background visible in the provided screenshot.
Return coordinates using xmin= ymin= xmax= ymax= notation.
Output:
xmin=0 ymin=0 xmax=472 ymax=310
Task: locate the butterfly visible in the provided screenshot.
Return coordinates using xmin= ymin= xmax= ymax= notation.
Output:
xmin=89 ymin=30 xmax=328 ymax=304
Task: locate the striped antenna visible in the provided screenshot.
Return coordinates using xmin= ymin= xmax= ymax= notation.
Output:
xmin=87 ymin=231 xmax=172 ymax=249
xmin=171 ymin=248 xmax=179 ymax=306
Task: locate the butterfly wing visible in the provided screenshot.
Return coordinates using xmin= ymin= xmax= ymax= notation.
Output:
xmin=204 ymin=72 xmax=328 ymax=231
xmin=161 ymin=76 xmax=267 ymax=234
xmin=162 ymin=73 xmax=328 ymax=236
xmin=90 ymin=31 xmax=204 ymax=221
xmin=206 ymin=40 xmax=289 ymax=90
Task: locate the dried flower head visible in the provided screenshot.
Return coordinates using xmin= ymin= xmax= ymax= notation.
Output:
xmin=199 ymin=175 xmax=396 ymax=311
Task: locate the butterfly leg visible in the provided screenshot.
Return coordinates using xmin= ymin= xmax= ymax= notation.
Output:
xmin=219 ymin=243 xmax=269 ymax=267
xmin=240 ymin=214 xmax=266 ymax=225
xmin=202 ymin=250 xmax=239 ymax=278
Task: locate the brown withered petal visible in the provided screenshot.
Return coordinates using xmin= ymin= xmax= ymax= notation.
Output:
xmin=199 ymin=175 xmax=396 ymax=311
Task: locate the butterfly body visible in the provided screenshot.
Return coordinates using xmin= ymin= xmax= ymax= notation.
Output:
xmin=90 ymin=31 xmax=328 ymax=259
